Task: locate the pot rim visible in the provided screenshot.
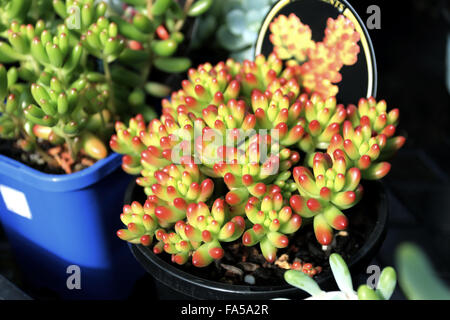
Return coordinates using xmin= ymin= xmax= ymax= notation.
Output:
xmin=129 ymin=180 xmax=389 ymax=297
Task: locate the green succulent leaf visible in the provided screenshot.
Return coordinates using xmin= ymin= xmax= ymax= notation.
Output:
xmin=122 ymin=0 xmax=147 ymax=5
xmin=187 ymin=0 xmax=213 ymax=17
xmin=216 ymin=25 xmax=247 ymax=51
xmin=329 ymin=253 xmax=354 ymax=296
xmin=241 ymin=29 xmax=257 ymax=46
xmin=246 ymin=8 xmax=269 ymax=30
xmin=376 ymin=267 xmax=397 ymax=300
xmin=6 ymin=0 xmax=31 ymax=21
xmin=110 ymin=16 xmax=148 ymax=42
xmin=226 ymin=9 xmax=246 ymax=36
xmin=153 ymin=57 xmax=191 ymax=73
xmin=395 ymin=243 xmax=450 ymax=300
xmin=0 ymin=65 xmax=7 ymax=101
xmin=357 ymin=285 xmax=381 ymax=300
xmin=0 ymin=42 xmax=21 ymax=63
xmin=145 ymin=82 xmax=172 ymax=98
xmin=152 ymin=39 xmax=178 ymax=57
xmin=284 ymin=270 xmax=322 ymax=296
xmin=151 ymin=0 xmax=173 ymax=16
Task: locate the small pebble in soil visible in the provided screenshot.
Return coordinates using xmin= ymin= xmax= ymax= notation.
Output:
xmin=337 ymin=231 xmax=349 ymax=237
xmin=244 ymin=274 xmax=255 ymax=285
xmin=220 ymin=264 xmax=244 ymax=279
xmin=238 ymin=262 xmax=259 ymax=272
xmin=29 ymin=153 xmax=45 ymax=165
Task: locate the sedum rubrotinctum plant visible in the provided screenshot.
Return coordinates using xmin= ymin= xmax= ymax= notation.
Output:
xmin=0 ymin=0 xmax=211 ymax=173
xmin=113 ymin=14 xmax=406 ymax=270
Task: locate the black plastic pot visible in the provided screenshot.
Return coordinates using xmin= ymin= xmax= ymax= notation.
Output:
xmin=127 ymin=180 xmax=389 ymax=300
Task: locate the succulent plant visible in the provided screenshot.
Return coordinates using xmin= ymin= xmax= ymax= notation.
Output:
xmin=0 ymin=0 xmax=210 ymax=173
xmin=296 ymin=93 xmax=346 ymax=153
xmin=242 ymin=193 xmax=302 ymax=262
xmin=249 ymin=83 xmax=305 ymax=147
xmin=159 ymin=199 xmax=246 ymax=267
xmin=104 ymin=0 xmax=213 ymax=109
xmin=346 ymin=97 xmax=406 ymax=160
xmin=146 ymin=161 xmax=215 ymax=226
xmin=326 ymin=98 xmax=406 ymax=180
xmin=50 ymin=0 xmax=212 ymax=119
xmin=0 ymin=0 xmax=55 ymax=32
xmin=282 ymin=244 xmax=450 ymax=300
xmin=291 ymin=152 xmax=363 ymax=245
xmin=190 ymin=0 xmax=278 ymax=61
xmin=115 ymin=13 xmax=405 ymax=267
xmin=284 ymin=253 xmax=397 ymax=300
xmin=0 ymin=18 xmax=113 ymax=170
xmin=162 ymin=60 xmax=241 ymax=119
xmin=212 ymin=135 xmax=300 ymax=213
xmin=0 ymin=0 xmax=31 ymax=27
xmin=117 ymin=200 xmax=159 ymax=246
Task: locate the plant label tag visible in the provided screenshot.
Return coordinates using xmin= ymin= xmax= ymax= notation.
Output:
xmin=255 ymin=0 xmax=377 ymax=104
xmin=0 ymin=185 xmax=32 ymax=220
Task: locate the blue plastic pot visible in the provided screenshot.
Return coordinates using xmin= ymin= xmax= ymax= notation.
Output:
xmin=0 ymin=152 xmax=144 ymax=299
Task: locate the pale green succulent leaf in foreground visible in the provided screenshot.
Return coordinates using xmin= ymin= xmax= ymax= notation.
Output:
xmin=284 ymin=270 xmax=323 ymax=296
xmin=329 ymin=253 xmax=354 ymax=296
xmin=357 ymin=285 xmax=381 ymax=300
xmin=376 ymin=266 xmax=397 ymax=300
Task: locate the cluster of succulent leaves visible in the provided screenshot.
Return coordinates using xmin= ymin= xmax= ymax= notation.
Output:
xmin=0 ymin=0 xmax=57 ymax=32
xmin=190 ymin=0 xmax=277 ymax=62
xmin=284 ymin=253 xmax=397 ymax=300
xmin=109 ymin=0 xmax=213 ymax=108
xmin=270 ymin=14 xmax=361 ymax=99
xmin=0 ymin=0 xmax=211 ymax=172
xmin=113 ymin=48 xmax=405 ymax=268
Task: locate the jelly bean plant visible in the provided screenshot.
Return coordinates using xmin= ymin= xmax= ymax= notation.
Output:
xmin=0 ymin=0 xmax=212 ymax=173
xmin=114 ymin=13 xmax=406 ymax=275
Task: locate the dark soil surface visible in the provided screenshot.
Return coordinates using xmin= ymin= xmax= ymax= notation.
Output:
xmin=0 ymin=138 xmax=95 ymax=174
xmin=0 ymin=138 xmax=64 ymax=174
xmin=131 ymin=181 xmax=381 ymax=287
